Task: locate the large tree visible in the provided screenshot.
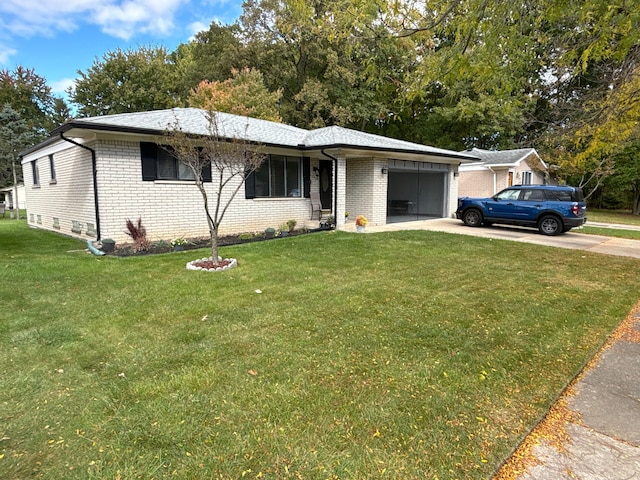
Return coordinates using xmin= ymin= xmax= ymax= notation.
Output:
xmin=0 ymin=67 xmax=71 ymax=194
xmin=238 ymin=0 xmax=409 ymax=129
xmin=606 ymin=141 xmax=640 ymax=214
xmin=71 ymin=46 xmax=182 ymax=117
xmin=0 ymin=104 xmax=36 ymax=189
xmin=188 ymin=68 xmax=282 ymax=122
xmin=172 ymin=22 xmax=249 ymax=99
xmin=0 ymin=67 xmax=67 ymax=136
xmin=65 ymin=0 xmax=640 ymax=182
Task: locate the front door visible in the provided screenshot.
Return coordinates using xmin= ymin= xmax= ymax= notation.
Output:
xmin=319 ymin=160 xmax=333 ymax=210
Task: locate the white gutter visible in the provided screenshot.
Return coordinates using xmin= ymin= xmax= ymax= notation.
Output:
xmin=487 ymin=166 xmax=497 ymax=194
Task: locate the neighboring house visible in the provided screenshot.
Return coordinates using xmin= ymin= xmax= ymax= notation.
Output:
xmin=458 ymin=148 xmax=549 ymax=198
xmin=19 ymin=108 xmax=477 ymax=244
xmin=0 ymin=183 xmax=26 ymax=210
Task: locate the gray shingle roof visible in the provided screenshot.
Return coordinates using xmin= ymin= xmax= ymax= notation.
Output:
xmin=52 ymin=108 xmax=477 ymax=161
xmin=301 ymin=125 xmax=469 ymax=156
xmin=463 ymin=147 xmax=539 ymax=166
xmin=75 ymin=108 xmax=309 ymax=147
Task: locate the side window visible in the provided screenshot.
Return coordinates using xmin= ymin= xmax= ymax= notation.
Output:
xmin=495 ymin=189 xmax=521 ymax=201
xmin=522 ymin=189 xmax=545 ymax=201
xmin=31 ymin=160 xmax=40 ymax=186
xmin=49 ymin=154 xmax=57 ymax=183
xmin=546 ymin=189 xmax=571 ymax=201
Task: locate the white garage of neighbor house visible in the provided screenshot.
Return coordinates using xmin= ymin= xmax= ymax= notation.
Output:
xmin=19 ymin=108 xmax=478 ymax=244
xmin=458 ymin=147 xmax=549 ymax=198
xmin=0 ymin=183 xmax=26 ymax=210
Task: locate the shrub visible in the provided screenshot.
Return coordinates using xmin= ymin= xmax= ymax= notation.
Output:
xmin=125 ymin=218 xmax=150 ymax=252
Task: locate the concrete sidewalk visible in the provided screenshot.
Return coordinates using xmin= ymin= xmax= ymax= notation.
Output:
xmin=340 ymin=217 xmax=640 ymax=478
xmin=503 ymin=311 xmax=640 ymax=480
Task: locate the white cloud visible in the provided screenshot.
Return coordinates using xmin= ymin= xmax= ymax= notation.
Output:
xmin=50 ymin=77 xmax=75 ymax=95
xmin=0 ymin=43 xmax=17 ymax=64
xmin=187 ymin=20 xmax=209 ymax=41
xmin=0 ymin=0 xmax=187 ymax=41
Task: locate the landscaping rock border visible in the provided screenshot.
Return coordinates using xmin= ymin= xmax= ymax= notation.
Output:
xmin=186 ymin=257 xmax=237 ymax=272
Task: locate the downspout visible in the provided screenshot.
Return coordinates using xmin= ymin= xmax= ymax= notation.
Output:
xmin=60 ymin=133 xmax=101 ymax=240
xmin=320 ymin=149 xmax=339 ymax=223
xmin=487 ymin=166 xmax=497 ymax=195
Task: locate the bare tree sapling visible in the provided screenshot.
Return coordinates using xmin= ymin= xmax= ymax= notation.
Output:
xmin=162 ymin=110 xmax=265 ymax=265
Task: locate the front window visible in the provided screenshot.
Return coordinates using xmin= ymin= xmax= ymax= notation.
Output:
xmin=141 ymin=142 xmax=211 ymax=182
xmin=522 ymin=171 xmax=532 ymax=185
xmin=157 ymin=148 xmax=196 ymax=181
xmin=255 ymin=155 xmax=301 ymax=197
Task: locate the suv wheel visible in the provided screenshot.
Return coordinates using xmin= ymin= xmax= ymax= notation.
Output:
xmin=538 ymin=215 xmax=562 ymax=236
xmin=462 ymin=209 xmax=483 ymax=227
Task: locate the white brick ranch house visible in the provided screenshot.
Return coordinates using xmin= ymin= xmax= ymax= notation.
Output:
xmin=20 ymin=108 xmax=478 ymax=244
xmin=458 ymin=147 xmax=549 ymax=198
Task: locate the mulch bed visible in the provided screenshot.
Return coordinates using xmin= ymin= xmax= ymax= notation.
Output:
xmin=109 ymin=227 xmax=331 ymax=257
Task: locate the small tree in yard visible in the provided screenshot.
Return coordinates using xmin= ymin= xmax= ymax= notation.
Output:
xmin=162 ymin=110 xmax=265 ymax=266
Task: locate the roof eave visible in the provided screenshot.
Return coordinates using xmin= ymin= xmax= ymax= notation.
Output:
xmin=310 ymin=145 xmax=478 ymax=162
xmin=31 ymin=121 xmax=480 ymax=163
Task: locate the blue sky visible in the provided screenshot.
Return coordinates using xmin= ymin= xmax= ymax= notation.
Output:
xmin=0 ymin=0 xmax=243 ymax=100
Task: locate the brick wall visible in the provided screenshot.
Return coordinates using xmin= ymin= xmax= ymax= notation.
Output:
xmin=459 ymin=158 xmax=546 ymax=198
xmin=23 ymin=138 xmax=315 ymax=244
xmin=458 ymin=167 xmax=495 ymax=197
xmin=23 ymin=141 xmax=97 ymax=238
xmin=96 ymin=139 xmax=313 ymax=243
xmin=345 ymin=157 xmax=388 ymax=226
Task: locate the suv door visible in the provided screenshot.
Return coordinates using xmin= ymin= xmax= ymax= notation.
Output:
xmin=516 ymin=188 xmax=546 ymax=221
xmin=484 ymin=188 xmax=522 ymax=220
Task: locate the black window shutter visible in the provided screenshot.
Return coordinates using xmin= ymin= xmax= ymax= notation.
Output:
xmin=141 ymin=142 xmax=157 ymax=181
xmin=303 ymin=157 xmax=311 ymax=198
xmin=201 ymin=162 xmax=212 ymax=182
xmin=245 ymin=169 xmax=256 ymax=199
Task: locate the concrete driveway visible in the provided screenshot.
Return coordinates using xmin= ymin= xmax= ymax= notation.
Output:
xmin=343 ymin=218 xmax=640 ymax=259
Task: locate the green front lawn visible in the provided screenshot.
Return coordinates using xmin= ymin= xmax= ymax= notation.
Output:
xmin=586 ymin=208 xmax=640 ymax=226
xmin=2 ymin=220 xmax=640 ymax=479
xmin=581 ymin=226 xmax=640 ymax=240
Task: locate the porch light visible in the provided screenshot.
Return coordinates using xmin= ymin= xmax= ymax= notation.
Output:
xmin=381 ymin=166 xmax=388 ymax=175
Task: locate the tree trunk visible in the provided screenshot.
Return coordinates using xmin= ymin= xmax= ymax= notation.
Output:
xmin=12 ymin=160 xmax=20 ymax=220
xmin=210 ymin=225 xmax=219 ymax=264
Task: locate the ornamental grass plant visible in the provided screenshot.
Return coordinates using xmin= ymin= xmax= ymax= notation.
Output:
xmin=2 ymin=218 xmax=640 ymax=479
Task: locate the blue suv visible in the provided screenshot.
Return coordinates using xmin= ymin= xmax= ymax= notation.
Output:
xmin=456 ymin=185 xmax=587 ymax=235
